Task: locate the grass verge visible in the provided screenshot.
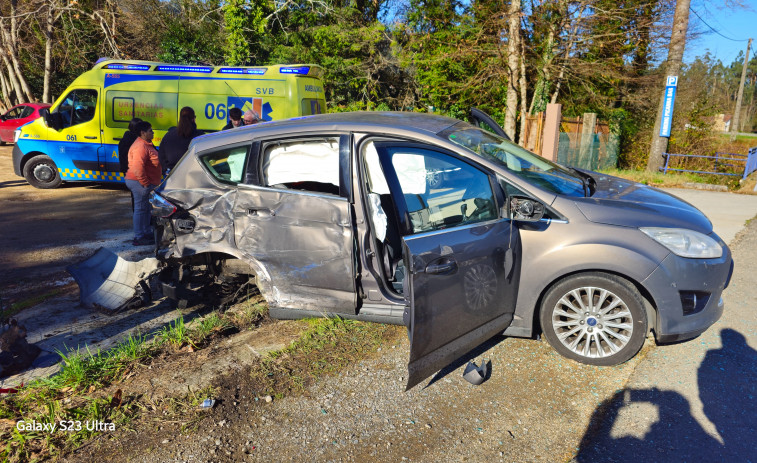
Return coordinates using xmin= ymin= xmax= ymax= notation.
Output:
xmin=251 ymin=316 xmax=403 ymax=399
xmin=599 ymin=168 xmax=719 ymax=187
xmin=1 ymin=289 xmax=66 ymax=321
xmin=0 ymin=298 xmax=267 ymax=462
xmin=0 ymin=298 xmax=401 ymax=461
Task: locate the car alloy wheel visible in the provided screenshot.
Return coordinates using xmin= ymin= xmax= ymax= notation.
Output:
xmin=540 ymin=272 xmax=647 ymax=366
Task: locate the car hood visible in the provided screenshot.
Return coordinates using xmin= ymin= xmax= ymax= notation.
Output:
xmin=571 ymin=174 xmax=713 ymax=234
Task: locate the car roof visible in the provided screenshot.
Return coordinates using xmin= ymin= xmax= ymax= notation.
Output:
xmin=12 ymin=103 xmax=51 ymax=109
xmin=192 ymin=111 xmax=463 ymax=149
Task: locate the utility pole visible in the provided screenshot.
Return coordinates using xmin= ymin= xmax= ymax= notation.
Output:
xmin=646 ymin=0 xmax=691 ymax=173
xmin=731 ymin=38 xmax=752 ymax=134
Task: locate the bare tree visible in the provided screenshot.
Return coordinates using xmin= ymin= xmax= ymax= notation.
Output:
xmin=504 ymin=0 xmax=520 ymax=139
xmin=0 ymin=0 xmax=36 ymax=103
xmin=731 ymin=37 xmax=752 ymax=133
xmin=647 ymin=0 xmax=691 ymax=173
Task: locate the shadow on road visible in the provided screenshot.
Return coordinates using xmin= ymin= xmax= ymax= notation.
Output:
xmin=0 ymin=180 xmax=27 ymax=188
xmin=698 ymin=328 xmax=757 ymax=459
xmin=424 ymin=334 xmax=503 ymax=388
xmin=575 ymin=328 xmax=757 ymax=462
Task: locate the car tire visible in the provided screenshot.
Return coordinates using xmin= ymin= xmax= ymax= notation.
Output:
xmin=539 ymin=272 xmax=647 ymax=366
xmin=23 ymin=154 xmax=62 ymax=189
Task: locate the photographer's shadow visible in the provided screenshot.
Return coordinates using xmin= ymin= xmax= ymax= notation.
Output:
xmin=576 ymin=328 xmax=757 ymax=462
xmin=697 ymin=328 xmax=757 ymax=460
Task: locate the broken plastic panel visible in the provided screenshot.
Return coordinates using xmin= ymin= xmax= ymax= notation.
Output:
xmin=67 ymin=248 xmax=160 ymax=313
xmin=462 ymin=359 xmax=491 ymax=386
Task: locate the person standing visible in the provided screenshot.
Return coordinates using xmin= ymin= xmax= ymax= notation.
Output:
xmin=118 ymin=117 xmax=143 ymax=211
xmin=159 ymin=106 xmax=203 ymax=174
xmin=125 ymin=121 xmax=161 ymax=246
xmin=118 ymin=117 xmax=142 ymax=174
xmin=222 ymin=107 xmax=244 ymax=130
xmin=243 ymin=109 xmax=261 ymax=125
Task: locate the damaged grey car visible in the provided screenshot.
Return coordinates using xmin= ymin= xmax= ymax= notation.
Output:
xmin=145 ymin=111 xmax=733 ymax=389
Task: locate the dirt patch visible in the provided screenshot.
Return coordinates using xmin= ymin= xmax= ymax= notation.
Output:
xmin=61 ymin=315 xmax=402 ymax=463
xmin=736 ymin=171 xmax=757 ymax=195
xmin=104 ymin=319 xmax=306 ymax=402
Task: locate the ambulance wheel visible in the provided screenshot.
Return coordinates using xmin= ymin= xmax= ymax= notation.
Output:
xmin=23 ymin=155 xmax=62 ymax=189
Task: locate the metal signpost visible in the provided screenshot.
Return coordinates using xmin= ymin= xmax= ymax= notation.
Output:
xmin=660 ymin=76 xmax=678 ymax=138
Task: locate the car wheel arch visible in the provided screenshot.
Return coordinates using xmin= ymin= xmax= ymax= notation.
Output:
xmin=534 ymin=269 xmax=655 ymax=365
xmin=20 ymin=150 xmax=47 ymax=173
xmin=532 ymin=268 xmax=658 ymax=338
xmin=168 ymin=250 xmax=275 ymax=304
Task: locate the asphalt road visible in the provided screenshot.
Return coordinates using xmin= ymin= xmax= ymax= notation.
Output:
xmin=575 ymin=191 xmax=757 ymax=462
xmin=0 ymin=145 xmax=134 ymax=301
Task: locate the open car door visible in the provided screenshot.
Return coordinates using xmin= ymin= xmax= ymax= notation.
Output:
xmin=470 ymin=107 xmax=510 ymax=140
xmin=403 ymin=220 xmax=519 ymax=389
xmin=370 ymin=140 xmax=520 ymax=389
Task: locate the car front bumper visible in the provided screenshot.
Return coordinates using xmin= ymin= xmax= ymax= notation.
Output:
xmin=12 ymin=143 xmax=24 ymax=176
xmin=642 ymin=241 xmax=733 ymax=343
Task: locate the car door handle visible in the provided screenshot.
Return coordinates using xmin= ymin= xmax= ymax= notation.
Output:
xmin=247 ymin=208 xmax=275 ymax=217
xmin=84 ymin=136 xmax=97 ymax=139
xmin=424 ymin=258 xmax=457 ymax=275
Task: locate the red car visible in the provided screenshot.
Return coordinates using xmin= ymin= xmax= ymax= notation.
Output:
xmin=0 ymin=103 xmax=51 ymax=143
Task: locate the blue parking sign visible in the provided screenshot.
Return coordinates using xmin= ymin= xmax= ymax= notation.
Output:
xmin=660 ymin=76 xmax=678 ymax=138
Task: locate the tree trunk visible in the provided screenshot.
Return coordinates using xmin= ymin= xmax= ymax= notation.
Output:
xmin=4 ymin=0 xmax=34 ymax=101
xmin=0 ymin=51 xmax=21 ymax=105
xmin=551 ymin=4 xmax=584 ymax=104
xmin=504 ymin=0 xmax=521 ymax=140
xmin=530 ymin=22 xmax=556 ymax=115
xmin=646 ymin=0 xmax=691 ymax=173
xmin=518 ymin=39 xmax=528 ymax=146
xmin=43 ymin=2 xmax=54 ymax=103
xmin=731 ymin=38 xmax=752 ymax=133
xmin=0 ymin=71 xmax=10 ymax=110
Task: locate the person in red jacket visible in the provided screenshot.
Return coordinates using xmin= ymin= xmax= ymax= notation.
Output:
xmin=125 ymin=121 xmax=161 ymax=246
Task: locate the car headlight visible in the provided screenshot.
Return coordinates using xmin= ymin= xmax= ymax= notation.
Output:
xmin=640 ymin=227 xmax=722 ymax=258
xmin=13 ymin=129 xmax=20 ymax=143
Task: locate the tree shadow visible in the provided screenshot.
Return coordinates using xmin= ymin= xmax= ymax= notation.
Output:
xmin=0 ymin=180 xmax=27 ymax=188
xmin=576 ymin=328 xmax=757 ymax=462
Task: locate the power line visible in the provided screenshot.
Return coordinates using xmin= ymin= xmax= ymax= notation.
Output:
xmin=689 ymin=7 xmax=750 ymax=42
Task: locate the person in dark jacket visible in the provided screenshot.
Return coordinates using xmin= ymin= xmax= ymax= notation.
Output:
xmin=222 ymin=107 xmax=244 ymax=130
xmin=118 ymin=118 xmax=142 ymax=174
xmin=158 ymin=107 xmax=203 ymax=174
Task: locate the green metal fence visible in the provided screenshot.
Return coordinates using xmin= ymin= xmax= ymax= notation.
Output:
xmin=556 ymin=131 xmax=619 ymax=170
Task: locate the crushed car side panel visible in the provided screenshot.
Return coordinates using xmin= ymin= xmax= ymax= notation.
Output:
xmin=156 ymin=138 xmax=357 ymax=314
xmin=233 ymin=185 xmax=357 ymax=313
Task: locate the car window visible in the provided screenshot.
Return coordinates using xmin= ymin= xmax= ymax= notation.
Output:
xmin=20 ymin=106 xmax=34 ymax=118
xmin=385 ymin=146 xmax=498 ymax=234
xmin=4 ymin=107 xmax=22 ymax=119
xmin=444 ymin=125 xmax=585 ymax=197
xmin=55 ymin=89 xmax=97 ymax=128
xmin=261 ymin=137 xmax=340 ymax=196
xmin=200 ymin=145 xmax=249 ymax=184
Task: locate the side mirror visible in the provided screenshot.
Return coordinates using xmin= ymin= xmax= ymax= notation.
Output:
xmin=509 ymin=196 xmax=545 ymax=222
xmin=44 ymin=111 xmax=62 ymax=130
xmin=38 ymin=108 xmax=49 ymax=126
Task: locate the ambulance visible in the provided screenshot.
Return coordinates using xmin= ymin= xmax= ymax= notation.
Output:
xmin=12 ymin=59 xmax=326 ymax=189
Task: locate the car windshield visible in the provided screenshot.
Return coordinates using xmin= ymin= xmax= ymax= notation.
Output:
xmin=444 ymin=125 xmax=586 ymax=197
